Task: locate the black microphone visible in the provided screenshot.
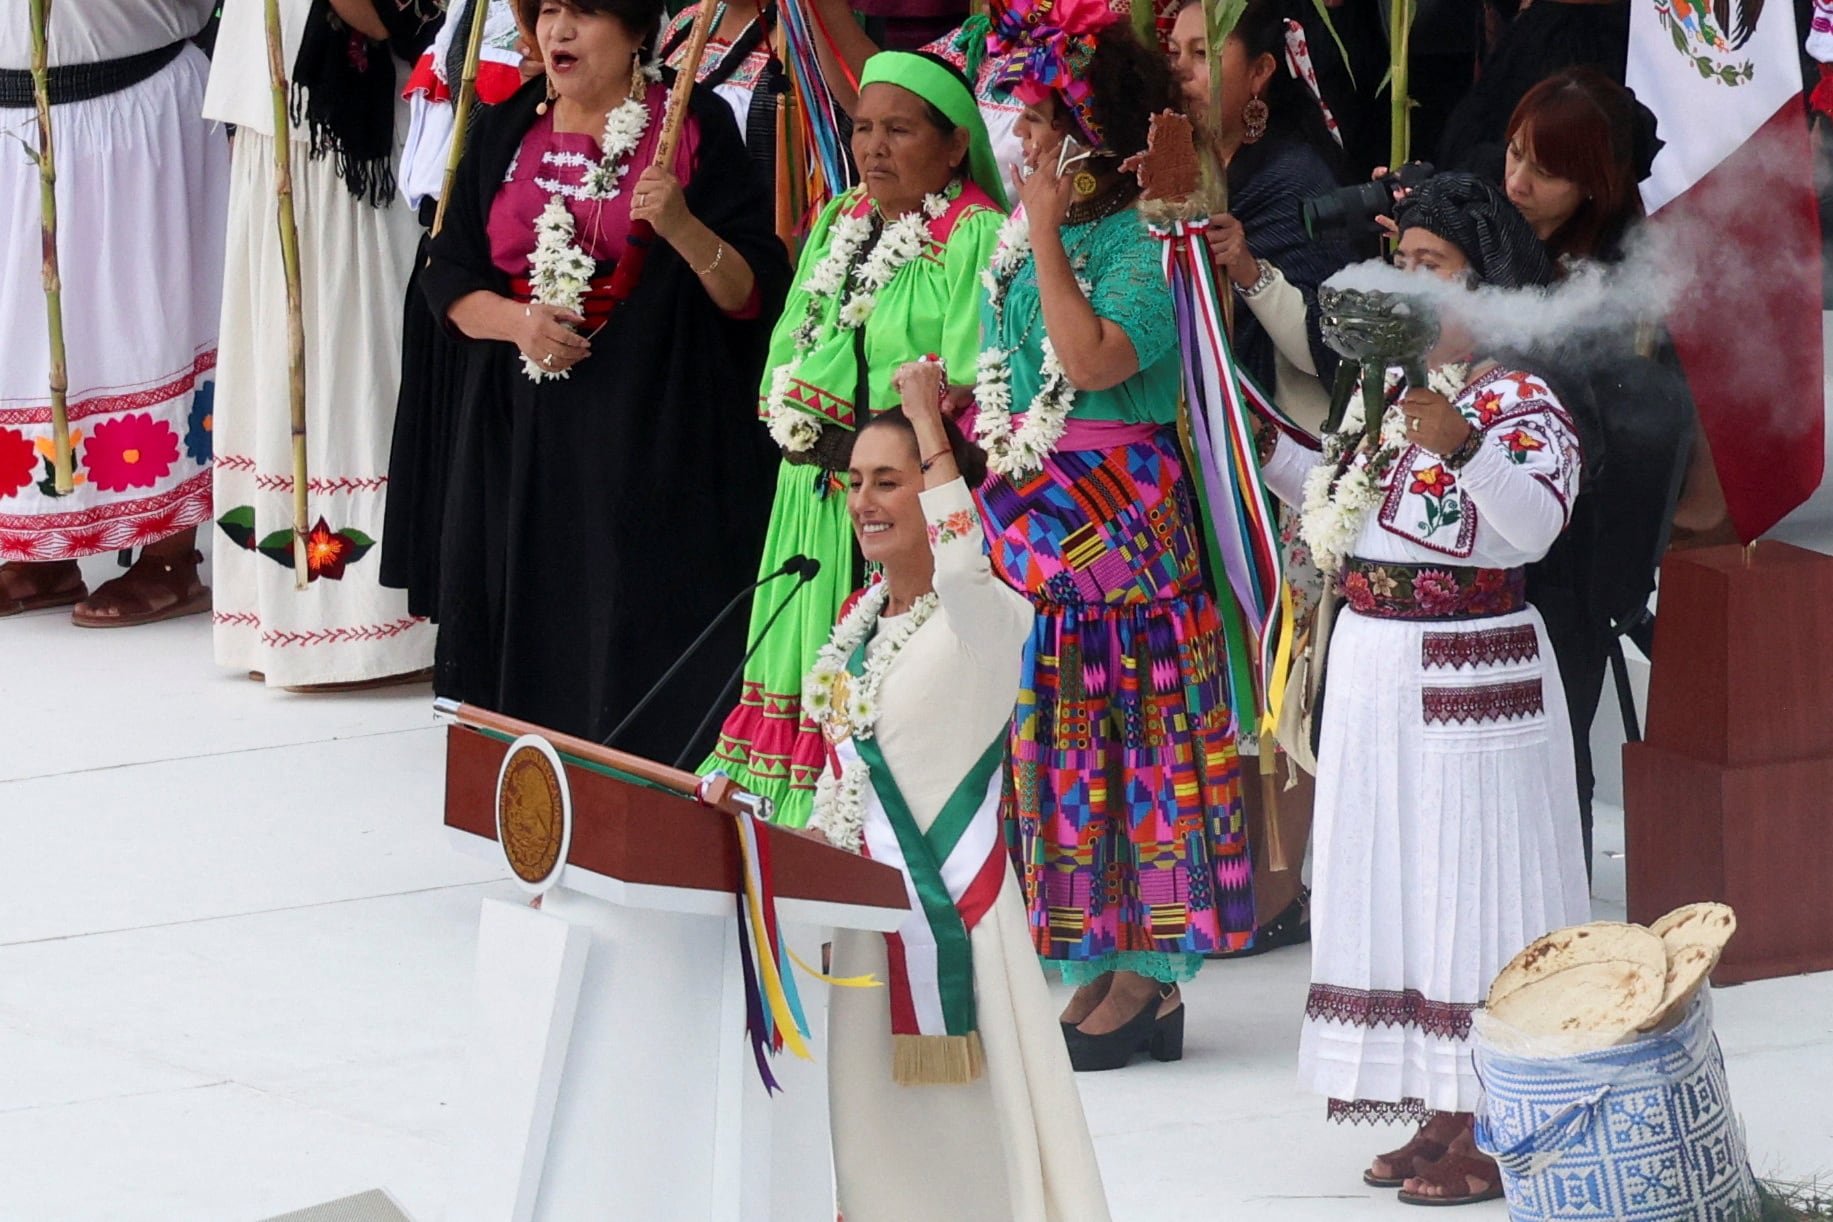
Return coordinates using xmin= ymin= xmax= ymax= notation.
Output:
xmin=672 ymin=557 xmax=822 ymax=771
xmin=600 ymin=555 xmax=811 ymax=749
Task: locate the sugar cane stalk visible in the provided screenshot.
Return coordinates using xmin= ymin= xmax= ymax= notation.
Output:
xmin=263 ymin=0 xmax=310 ymax=588
xmin=28 ymin=0 xmax=73 ymax=496
xmin=1205 ymin=0 xmax=1248 ymax=336
xmin=432 ymin=0 xmax=491 ymax=237
xmin=1389 ymin=0 xmax=1412 ymax=171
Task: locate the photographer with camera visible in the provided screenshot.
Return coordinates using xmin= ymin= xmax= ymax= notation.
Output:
xmin=1256 ymin=174 xmax=1591 ymax=1206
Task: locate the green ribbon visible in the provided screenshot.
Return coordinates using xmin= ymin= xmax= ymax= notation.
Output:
xmin=848 ymin=640 xmax=1005 ymax=1036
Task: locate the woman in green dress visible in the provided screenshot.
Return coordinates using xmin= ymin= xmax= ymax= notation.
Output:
xmin=707 ymin=50 xmax=1007 ymax=826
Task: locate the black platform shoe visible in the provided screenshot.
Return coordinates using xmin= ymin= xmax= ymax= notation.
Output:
xmin=1208 ymin=886 xmax=1311 ymax=960
xmin=1063 ymin=985 xmax=1184 ymax=1071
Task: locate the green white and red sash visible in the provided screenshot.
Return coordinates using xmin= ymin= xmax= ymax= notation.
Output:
xmin=838 ymin=698 xmax=1007 ymax=1086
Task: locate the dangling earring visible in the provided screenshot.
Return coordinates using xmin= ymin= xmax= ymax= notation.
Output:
xmin=536 ymin=73 xmax=557 ymax=116
xmin=1242 ymin=95 xmax=1269 ymax=144
xmin=630 ymin=50 xmax=646 ymax=102
xmin=1073 ymin=170 xmax=1099 ymax=198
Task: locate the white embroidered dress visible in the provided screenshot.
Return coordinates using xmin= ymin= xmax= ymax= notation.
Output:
xmin=1260 ymin=367 xmax=1593 ymax=1121
xmin=822 ymin=479 xmax=1110 ymax=1222
xmin=203 ymin=0 xmax=435 ymax=685
xmin=0 ymin=1 xmax=225 ymax=561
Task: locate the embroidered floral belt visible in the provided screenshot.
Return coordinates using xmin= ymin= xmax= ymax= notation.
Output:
xmin=1338 ymin=558 xmax=1526 ymax=621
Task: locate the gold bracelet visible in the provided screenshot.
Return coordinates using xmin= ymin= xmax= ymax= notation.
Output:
xmin=692 ymin=240 xmax=724 ymax=277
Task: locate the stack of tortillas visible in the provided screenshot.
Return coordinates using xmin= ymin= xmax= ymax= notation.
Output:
xmin=1484 ymin=904 xmax=1737 ymax=1053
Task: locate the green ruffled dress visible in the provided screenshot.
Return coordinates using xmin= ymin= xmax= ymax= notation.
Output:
xmin=707 ymin=182 xmax=1003 ymax=825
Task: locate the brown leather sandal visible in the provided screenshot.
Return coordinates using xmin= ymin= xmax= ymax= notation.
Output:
xmin=282 ymin=666 xmax=434 ymax=694
xmin=1397 ymin=1150 xmax=1505 ymax=1207
xmin=71 ymin=550 xmax=209 ymax=628
xmin=0 ymin=560 xmax=86 ymax=617
xmin=1364 ymin=1127 xmax=1453 ymax=1188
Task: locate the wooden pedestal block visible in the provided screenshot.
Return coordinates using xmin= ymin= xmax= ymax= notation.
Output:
xmin=1623 ymin=743 xmax=1833 ymax=984
xmin=1624 ymin=541 xmax=1833 ymax=984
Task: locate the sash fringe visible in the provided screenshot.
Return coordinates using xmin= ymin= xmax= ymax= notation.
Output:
xmin=892 ymin=1031 xmax=985 ymax=1086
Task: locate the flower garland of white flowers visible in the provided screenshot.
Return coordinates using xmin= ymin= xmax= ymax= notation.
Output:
xmin=1299 ymin=364 xmax=1472 ymax=574
xmin=764 ymin=191 xmax=950 ymax=452
xmin=972 ymin=210 xmax=1085 ymax=479
xmin=803 ymin=582 xmax=940 ymax=852
xmin=521 ymin=67 xmax=661 ymax=382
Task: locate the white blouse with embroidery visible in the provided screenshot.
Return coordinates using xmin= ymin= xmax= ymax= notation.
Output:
xmin=1261 ymin=366 xmax=1582 ymax=569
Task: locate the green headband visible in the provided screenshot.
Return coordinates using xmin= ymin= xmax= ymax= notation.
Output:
xmin=857 ymin=51 xmax=1009 ymax=213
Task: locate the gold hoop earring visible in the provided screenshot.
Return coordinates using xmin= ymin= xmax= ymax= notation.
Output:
xmin=1242 ymin=96 xmax=1269 ymax=144
xmin=536 ymin=73 xmax=557 ymax=116
xmin=1073 ymin=170 xmax=1099 ymax=198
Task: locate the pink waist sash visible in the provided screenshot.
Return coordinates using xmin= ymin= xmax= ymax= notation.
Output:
xmin=958 ymin=406 xmax=1162 ymax=452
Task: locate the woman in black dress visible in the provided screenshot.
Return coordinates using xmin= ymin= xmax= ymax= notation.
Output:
xmin=423 ymin=0 xmax=789 ymax=759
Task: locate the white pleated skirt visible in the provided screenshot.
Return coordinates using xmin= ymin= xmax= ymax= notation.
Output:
xmin=210 ymin=130 xmax=433 ymax=686
xmin=0 ymin=47 xmax=225 ymax=561
xmin=1296 ymin=605 xmax=1591 ymax=1121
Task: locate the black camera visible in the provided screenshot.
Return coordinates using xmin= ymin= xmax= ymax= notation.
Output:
xmin=1300 ymin=161 xmax=1436 ymax=241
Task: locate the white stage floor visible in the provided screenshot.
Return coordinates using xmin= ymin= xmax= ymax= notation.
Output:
xmin=4 ymin=552 xmax=1831 ymax=1221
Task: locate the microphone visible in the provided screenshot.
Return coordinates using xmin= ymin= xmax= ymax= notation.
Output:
xmin=600 ymin=554 xmax=811 ymax=749
xmin=672 ymin=557 xmax=822 ymax=771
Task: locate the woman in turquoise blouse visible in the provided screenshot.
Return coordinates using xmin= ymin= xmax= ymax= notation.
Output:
xmin=970 ymin=0 xmax=1253 ymax=1072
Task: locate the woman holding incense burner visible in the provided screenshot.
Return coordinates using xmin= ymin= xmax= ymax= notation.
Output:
xmin=807 ymin=358 xmax=1110 ymax=1222
xmin=421 ymin=0 xmax=789 ymax=756
xmin=704 ymin=50 xmax=1007 ymax=826
xmin=1256 ymin=173 xmax=1590 ymax=1205
xmin=970 ymin=0 xmax=1256 ymax=1072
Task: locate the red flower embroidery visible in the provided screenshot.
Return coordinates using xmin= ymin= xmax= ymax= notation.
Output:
xmin=1413 ymin=569 xmax=1463 ymax=616
xmin=1469 ymin=390 xmax=1508 ymax=425
xmin=0 ymin=428 xmax=34 ymax=498
xmin=1410 ymin=464 xmax=1456 ymax=497
xmin=305 ymin=518 xmax=358 ymax=582
xmin=82 ymin=413 xmax=179 ymax=492
xmin=1341 ymin=571 xmax=1377 ymax=612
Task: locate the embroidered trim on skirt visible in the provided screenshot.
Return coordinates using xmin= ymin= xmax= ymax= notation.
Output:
xmin=706 ymin=460 xmax=855 ymax=827
xmin=976 ymin=432 xmax=1255 ymax=976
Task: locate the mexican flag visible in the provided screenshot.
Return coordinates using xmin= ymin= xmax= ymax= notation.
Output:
xmin=1628 ymin=0 xmax=1825 ymax=540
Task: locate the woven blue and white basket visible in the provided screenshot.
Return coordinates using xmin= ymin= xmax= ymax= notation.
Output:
xmin=1474 ymin=991 xmax=1759 ymax=1221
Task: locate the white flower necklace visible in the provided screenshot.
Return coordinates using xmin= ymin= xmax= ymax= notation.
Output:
xmin=804 ymin=581 xmax=940 ymax=853
xmin=972 ymin=209 xmax=1098 ymax=479
xmin=522 ymin=68 xmax=661 ymax=382
xmin=1299 ymin=364 xmax=1472 ymax=574
xmin=764 ymin=190 xmax=951 ymax=452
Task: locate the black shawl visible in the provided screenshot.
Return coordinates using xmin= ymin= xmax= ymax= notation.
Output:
xmin=292 ymin=0 xmax=443 ymax=205
xmin=422 ymin=77 xmax=792 ymax=759
xmin=1226 ymin=138 xmax=1356 ymax=394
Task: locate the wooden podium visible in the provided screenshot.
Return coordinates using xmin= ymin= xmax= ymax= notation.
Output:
xmin=434 ymin=700 xmax=908 ymax=1222
xmin=1623 ymin=541 xmax=1833 ymax=983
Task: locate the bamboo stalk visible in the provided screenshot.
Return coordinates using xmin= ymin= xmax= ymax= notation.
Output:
xmin=653 ymin=0 xmax=719 ymax=170
xmin=28 ymin=0 xmax=72 ymax=496
xmin=432 ymin=0 xmax=491 ymax=237
xmin=1389 ymin=0 xmax=1411 ymax=171
xmin=263 ymin=0 xmax=311 ymax=588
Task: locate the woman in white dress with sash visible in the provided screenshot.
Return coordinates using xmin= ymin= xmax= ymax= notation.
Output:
xmin=805 ymin=358 xmax=1109 ymax=1222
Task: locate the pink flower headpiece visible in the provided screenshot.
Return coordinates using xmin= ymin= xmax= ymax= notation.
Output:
xmin=986 ymin=0 xmax=1123 ymax=152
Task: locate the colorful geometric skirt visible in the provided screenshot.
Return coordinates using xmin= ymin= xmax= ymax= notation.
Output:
xmin=976 ymin=431 xmax=1255 ymax=981
xmin=706 ymin=459 xmax=856 ymax=827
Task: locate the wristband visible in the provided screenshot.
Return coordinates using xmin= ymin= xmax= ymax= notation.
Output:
xmin=1444 ymin=426 xmax=1484 ymax=470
